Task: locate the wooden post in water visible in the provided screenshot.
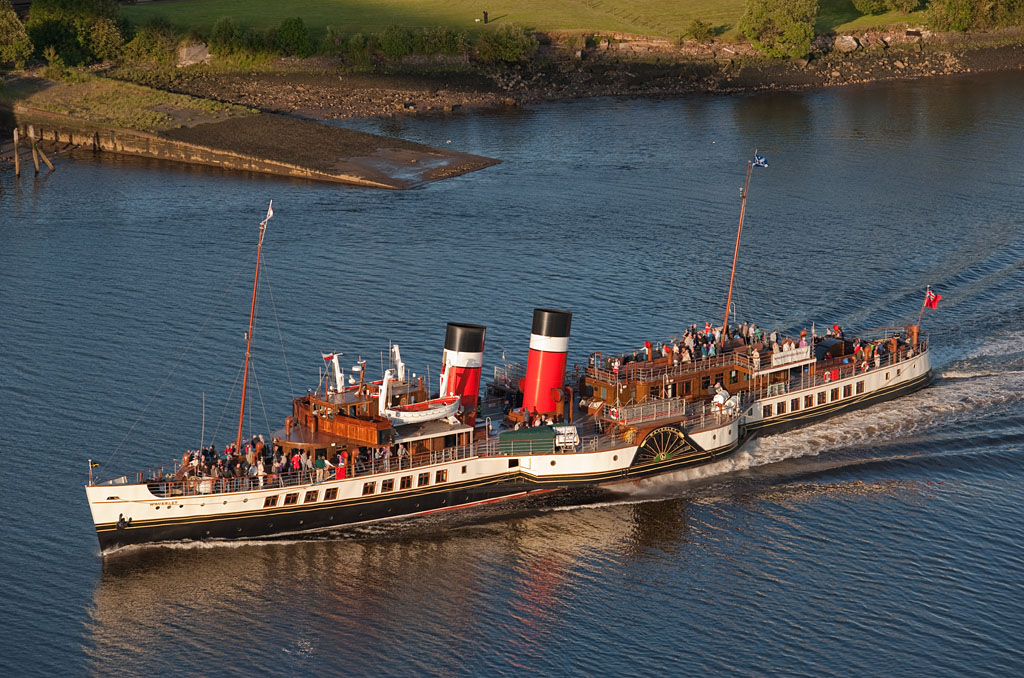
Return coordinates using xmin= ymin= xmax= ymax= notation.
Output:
xmin=27 ymin=126 xmax=54 ymax=173
xmin=13 ymin=128 xmax=20 ymax=176
xmin=36 ymin=138 xmax=54 ymax=172
xmin=28 ymin=125 xmax=39 ymax=174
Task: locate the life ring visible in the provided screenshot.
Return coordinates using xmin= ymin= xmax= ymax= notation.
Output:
xmin=609 ymin=408 xmax=619 ymax=419
xmin=823 ymin=372 xmax=832 ymax=383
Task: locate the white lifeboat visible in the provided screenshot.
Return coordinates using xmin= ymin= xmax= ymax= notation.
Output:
xmin=384 ymin=396 xmax=461 ymax=426
xmin=378 ymin=368 xmax=461 ymax=425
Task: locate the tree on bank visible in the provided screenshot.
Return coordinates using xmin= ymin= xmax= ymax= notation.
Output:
xmin=927 ymin=0 xmax=1024 ymax=30
xmin=26 ymin=0 xmax=123 ymax=65
xmin=739 ymin=0 xmax=817 ymax=59
xmin=0 ymin=0 xmax=32 ymax=69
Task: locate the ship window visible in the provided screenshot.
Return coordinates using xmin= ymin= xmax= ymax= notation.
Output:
xmin=508 ymin=459 xmax=519 ymax=468
xmin=683 ymin=380 xmax=692 ymax=395
xmin=714 ymin=373 xmax=724 ymax=387
xmin=263 ymin=496 xmax=278 ymax=508
xmin=400 ymin=476 xmax=412 ymax=490
xmin=777 ymin=401 xmax=786 ymax=415
xmin=315 ymin=448 xmax=327 ymax=459
xmin=843 ymin=384 xmax=852 ymax=397
xmin=304 ymin=491 xmax=319 ymax=503
xmin=857 ymin=381 xmax=865 ymax=394
xmin=362 ymin=482 xmax=375 ymax=496
xmin=762 ymin=404 xmax=772 ymax=418
xmin=324 ymin=488 xmax=338 ymax=501
xmin=831 ymin=388 xmax=839 ymax=401
xmin=804 ymin=395 xmax=813 ymax=408
xmin=817 ymin=392 xmax=826 ymax=405
xmin=462 ymin=465 xmax=468 ymax=474
xmin=418 ymin=472 xmax=430 ymax=487
xmin=601 ymin=387 xmax=608 ymax=399
xmin=897 ymin=368 xmax=902 ymax=376
xmin=283 ymin=493 xmax=298 ymax=506
xmin=730 ymin=370 xmax=738 ymax=385
xmin=701 ymin=375 xmax=711 ymax=391
xmin=886 ymin=372 xmax=890 ymax=380
xmin=381 ymin=478 xmax=394 ymax=492
xmin=436 ymin=470 xmax=448 ymax=484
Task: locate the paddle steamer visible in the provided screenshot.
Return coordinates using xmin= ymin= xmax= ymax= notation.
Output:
xmin=86 ymin=165 xmax=935 ymax=551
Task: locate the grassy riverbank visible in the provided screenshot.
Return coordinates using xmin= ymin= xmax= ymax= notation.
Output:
xmin=120 ymin=0 xmax=926 ymax=41
xmin=0 ymin=74 xmax=253 ymax=132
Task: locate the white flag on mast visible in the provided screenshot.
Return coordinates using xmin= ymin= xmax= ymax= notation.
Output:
xmin=263 ymin=200 xmax=274 ymax=224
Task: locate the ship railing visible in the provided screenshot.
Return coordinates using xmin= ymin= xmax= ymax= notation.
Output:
xmin=599 ymin=396 xmax=743 ymax=432
xmin=747 ymin=344 xmax=925 ymax=400
xmin=587 ymin=352 xmax=749 ymax=384
xmin=492 ymin=362 xmax=526 ymax=392
xmin=602 ymin=397 xmax=687 ymax=425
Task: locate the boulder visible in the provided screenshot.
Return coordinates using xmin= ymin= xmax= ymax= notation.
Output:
xmin=177 ymin=42 xmax=210 ymax=68
xmin=835 ymin=35 xmax=860 ymax=53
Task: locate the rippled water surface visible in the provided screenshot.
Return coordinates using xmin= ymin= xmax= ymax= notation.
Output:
xmin=2 ymin=71 xmax=1024 ymax=676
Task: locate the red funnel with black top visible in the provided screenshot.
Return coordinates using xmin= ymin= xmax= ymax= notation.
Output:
xmin=521 ymin=308 xmax=572 ymax=415
xmin=441 ymin=322 xmax=486 ymax=425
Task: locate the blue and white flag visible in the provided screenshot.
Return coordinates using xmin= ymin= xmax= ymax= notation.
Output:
xmin=753 ymin=154 xmax=768 ymax=168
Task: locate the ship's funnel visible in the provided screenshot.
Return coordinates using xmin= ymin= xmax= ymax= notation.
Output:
xmin=441 ymin=322 xmax=486 ymax=425
xmin=521 ymin=308 xmax=572 ymax=416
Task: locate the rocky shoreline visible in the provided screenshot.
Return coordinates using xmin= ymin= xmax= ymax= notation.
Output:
xmin=133 ymin=28 xmax=1024 ymax=122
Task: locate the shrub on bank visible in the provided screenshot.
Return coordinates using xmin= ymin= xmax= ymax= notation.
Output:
xmin=274 ymin=17 xmax=313 ymax=57
xmin=120 ymin=16 xmax=176 ymax=66
xmin=0 ymin=0 xmax=32 ymax=68
xmin=685 ymin=18 xmax=716 ymax=43
xmin=475 ymin=25 xmax=539 ymax=64
xmin=739 ymin=0 xmax=817 ymax=58
xmin=927 ymin=0 xmax=1024 ymax=30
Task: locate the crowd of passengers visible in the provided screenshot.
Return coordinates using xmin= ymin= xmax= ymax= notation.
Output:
xmin=162 ymin=435 xmax=417 ymax=492
xmin=593 ymin=321 xmax=911 ymax=376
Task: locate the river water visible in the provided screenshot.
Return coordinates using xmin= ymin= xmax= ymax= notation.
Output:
xmin=2 ymin=70 xmax=1024 ymax=676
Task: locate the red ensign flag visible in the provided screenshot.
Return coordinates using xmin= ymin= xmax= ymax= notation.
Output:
xmin=924 ymin=289 xmax=942 ymax=310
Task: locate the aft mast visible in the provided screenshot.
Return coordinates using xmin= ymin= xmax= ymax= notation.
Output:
xmin=235 ymin=201 xmax=274 ymax=456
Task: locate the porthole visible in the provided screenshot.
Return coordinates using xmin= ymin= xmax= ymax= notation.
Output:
xmin=236 ymin=527 xmax=242 ymax=532
xmin=205 ymin=530 xmax=210 ymax=535
xmin=223 ymin=501 xmax=227 ymax=505
xmin=178 ymin=504 xmax=183 ymax=508
xmin=550 ymin=460 xmax=556 ymax=466
xmin=713 ymin=434 xmax=717 ymax=440
xmin=155 ymin=506 xmax=160 ymax=510
xmin=442 ymin=499 xmax=447 ymax=505
xmin=268 ymin=523 xmax=273 ymax=527
xmin=299 ymin=520 xmax=303 ymax=525
xmin=200 ymin=503 xmax=205 ymax=507
xmin=613 ymin=455 xmax=618 ymax=461
xmin=243 ymin=498 xmax=248 ymax=503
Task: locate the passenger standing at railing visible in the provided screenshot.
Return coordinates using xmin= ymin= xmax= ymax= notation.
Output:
xmin=256 ymin=457 xmax=265 ymax=488
xmin=336 ymin=452 xmax=347 ymax=479
xmin=314 ymin=455 xmax=326 ymax=482
xmin=398 ymin=444 xmax=408 ymax=469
